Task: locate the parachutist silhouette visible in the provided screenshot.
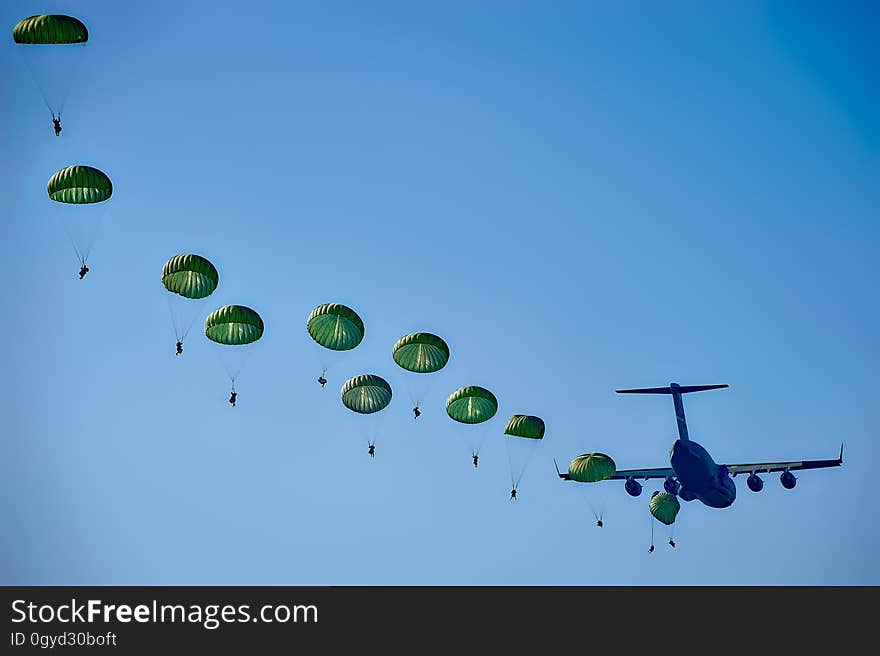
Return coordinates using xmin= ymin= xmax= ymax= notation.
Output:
xmin=78 ymin=263 xmax=89 ymax=279
xmin=668 ymin=539 xmax=676 ymax=548
xmin=413 ymin=406 xmax=421 ymax=419
xmin=473 ymin=453 xmax=479 ymax=468
xmin=368 ymin=443 xmax=375 ymax=458
xmin=176 ymin=340 xmax=183 ymax=355
xmin=318 ymin=375 xmax=327 ymax=388
xmin=510 ymin=487 xmax=517 ymax=501
xmin=596 ymin=519 xmax=603 ymax=528
xmin=229 ymin=390 xmax=237 ymax=407
xmin=649 ymin=544 xmax=655 ymax=554
xmin=52 ymin=114 xmax=62 ymax=136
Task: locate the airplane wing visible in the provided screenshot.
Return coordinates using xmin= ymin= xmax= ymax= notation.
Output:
xmin=724 ymin=444 xmax=843 ymax=476
xmin=608 ymin=468 xmax=674 ymax=480
xmin=554 ymin=459 xmax=672 ymax=481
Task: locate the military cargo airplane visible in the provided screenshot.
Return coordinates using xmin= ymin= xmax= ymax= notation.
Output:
xmin=556 ymin=383 xmax=843 ymax=507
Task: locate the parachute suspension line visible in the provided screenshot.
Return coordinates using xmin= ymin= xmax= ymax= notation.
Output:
xmin=52 ymin=44 xmax=87 ymax=119
xmin=517 ymin=428 xmax=551 ymax=488
xmin=180 ymin=316 xmax=196 ymax=340
xmin=512 ymin=459 xmax=528 ymax=488
xmin=165 ymin=293 xmax=182 ymax=341
xmin=17 ymin=44 xmax=87 ymax=120
xmin=408 ymin=373 xmax=438 ymax=408
xmin=179 ymin=298 xmax=207 ymax=341
xmin=19 ymin=52 xmax=56 ymax=117
xmin=57 ymin=207 xmax=105 ymax=267
xmin=210 ymin=343 xmax=250 ymax=384
xmin=354 ymin=407 xmax=389 ymax=450
xmin=40 ymin=89 xmax=54 ymax=117
xmin=77 ymin=212 xmax=105 ymax=265
xmin=315 ymin=348 xmax=337 ymax=378
xmin=511 ymin=439 xmax=542 ymax=489
xmin=361 ymin=426 xmax=379 ymax=450
xmin=58 ymin=216 xmax=85 ymax=266
xmin=473 ymin=422 xmax=492 ymax=457
xmin=506 ymin=440 xmax=517 ymax=487
xmin=473 ymin=437 xmax=485 ymax=458
xmin=374 ymin=408 xmax=389 ymax=445
xmin=229 ymin=345 xmax=256 ymax=382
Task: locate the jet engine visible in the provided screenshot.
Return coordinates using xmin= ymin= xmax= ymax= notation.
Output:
xmin=625 ymin=477 xmax=642 ymax=497
xmin=663 ymin=476 xmax=680 ymax=495
xmin=781 ymin=470 xmax=797 ymax=489
xmin=747 ymin=473 xmax=763 ymax=492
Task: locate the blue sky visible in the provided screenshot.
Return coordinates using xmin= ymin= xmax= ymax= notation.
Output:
xmin=1 ymin=0 xmax=877 ymax=584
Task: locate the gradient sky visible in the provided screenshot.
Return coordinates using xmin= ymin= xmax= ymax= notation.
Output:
xmin=1 ymin=0 xmax=877 ymax=585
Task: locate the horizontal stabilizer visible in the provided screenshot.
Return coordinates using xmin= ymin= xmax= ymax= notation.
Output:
xmin=616 ymin=383 xmax=728 ymax=395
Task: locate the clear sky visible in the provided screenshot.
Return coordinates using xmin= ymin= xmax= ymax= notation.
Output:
xmin=2 ymin=0 xmax=877 ymax=584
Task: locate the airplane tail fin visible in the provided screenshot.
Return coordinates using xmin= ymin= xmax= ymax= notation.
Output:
xmin=616 ymin=383 xmax=728 ymax=441
xmin=616 ymin=384 xmax=728 ymax=395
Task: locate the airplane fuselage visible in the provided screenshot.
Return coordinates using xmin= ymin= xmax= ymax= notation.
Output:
xmin=670 ymin=438 xmax=736 ymax=508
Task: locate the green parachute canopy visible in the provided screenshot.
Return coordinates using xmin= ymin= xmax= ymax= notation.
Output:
xmin=162 ymin=254 xmax=218 ymax=299
xmin=392 ymin=333 xmax=449 ymax=373
xmin=446 ymin=386 xmax=498 ymax=424
xmin=205 ymin=305 xmax=264 ymax=345
xmin=568 ymin=453 xmax=616 ymax=483
xmin=307 ymin=303 xmax=364 ymax=351
xmin=649 ymin=491 xmax=681 ymax=526
xmin=504 ymin=415 xmax=545 ymax=440
xmin=341 ymin=374 xmax=392 ymax=414
xmin=48 ymin=165 xmax=112 ymax=204
xmin=14 ymin=15 xmax=88 ymax=44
